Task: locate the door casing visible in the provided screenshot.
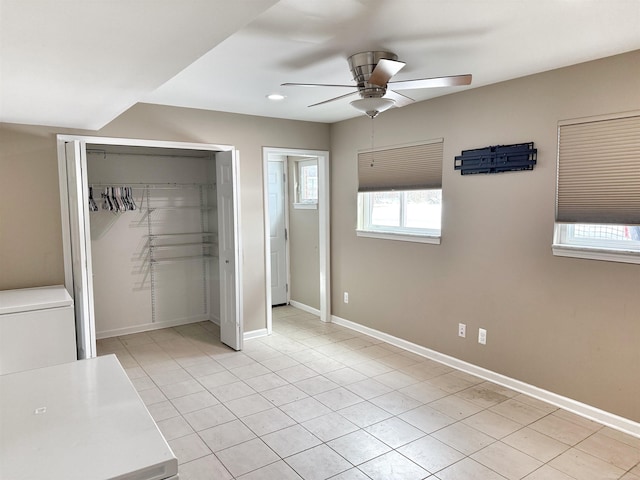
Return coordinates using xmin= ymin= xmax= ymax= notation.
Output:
xmin=262 ymin=147 xmax=331 ymax=333
xmin=57 ymin=134 xmax=243 ymax=357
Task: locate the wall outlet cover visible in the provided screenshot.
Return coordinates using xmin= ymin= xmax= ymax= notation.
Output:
xmin=458 ymin=323 xmax=466 ymax=338
xmin=478 ymin=328 xmax=487 ymax=345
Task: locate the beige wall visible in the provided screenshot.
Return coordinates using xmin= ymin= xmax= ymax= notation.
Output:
xmin=288 ymin=157 xmax=320 ymax=310
xmin=330 ymin=50 xmax=640 ymax=421
xmin=0 ymin=123 xmax=75 ymax=289
xmin=0 ymin=105 xmax=331 ymax=333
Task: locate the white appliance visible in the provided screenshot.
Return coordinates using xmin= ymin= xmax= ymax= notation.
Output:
xmin=0 ymin=355 xmax=179 ymax=480
xmin=0 ymin=285 xmax=76 ymax=375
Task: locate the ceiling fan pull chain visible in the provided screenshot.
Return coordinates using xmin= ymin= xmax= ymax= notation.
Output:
xmin=370 ymin=116 xmax=375 ymax=168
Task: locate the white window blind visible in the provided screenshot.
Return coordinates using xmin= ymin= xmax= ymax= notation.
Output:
xmin=358 ymin=139 xmax=443 ymax=192
xmin=556 ymin=113 xmax=640 ymax=225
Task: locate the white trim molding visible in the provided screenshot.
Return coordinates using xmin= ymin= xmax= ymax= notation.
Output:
xmin=357 ymin=230 xmax=441 ymax=245
xmin=552 ymin=244 xmax=640 ymax=265
xmin=289 ymin=300 xmax=321 ymax=317
xmin=97 ymin=317 xmax=214 ymax=340
xmin=244 ymin=328 xmax=269 ymax=341
xmin=331 ymin=314 xmax=640 ymax=438
xmin=293 ymin=203 xmax=317 ymax=210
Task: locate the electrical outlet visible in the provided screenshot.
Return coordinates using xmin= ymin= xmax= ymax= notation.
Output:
xmin=343 ymin=292 xmax=349 ymax=304
xmin=478 ymin=328 xmax=487 ymax=345
xmin=458 ymin=323 xmax=466 ymax=338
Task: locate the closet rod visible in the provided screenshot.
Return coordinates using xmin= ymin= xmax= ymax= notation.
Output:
xmin=90 ymin=182 xmax=214 ymax=189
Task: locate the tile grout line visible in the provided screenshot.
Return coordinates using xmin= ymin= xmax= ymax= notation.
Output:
xmin=98 ymin=310 xmax=637 ymax=480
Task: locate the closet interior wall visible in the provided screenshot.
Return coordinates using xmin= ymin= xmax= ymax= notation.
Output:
xmin=86 ymin=145 xmax=219 ymax=338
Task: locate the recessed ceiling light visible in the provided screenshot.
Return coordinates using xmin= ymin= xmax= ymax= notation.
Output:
xmin=267 ymin=93 xmax=286 ymax=101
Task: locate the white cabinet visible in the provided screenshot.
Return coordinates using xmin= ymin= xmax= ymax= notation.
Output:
xmin=0 ymin=285 xmax=76 ymax=375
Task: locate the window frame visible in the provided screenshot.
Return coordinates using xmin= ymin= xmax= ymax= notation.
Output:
xmin=357 ymin=189 xmax=442 ymax=244
xmin=356 ymin=138 xmax=444 ymax=245
xmin=293 ymin=158 xmax=318 ymax=209
xmin=552 ymin=224 xmax=640 ymax=264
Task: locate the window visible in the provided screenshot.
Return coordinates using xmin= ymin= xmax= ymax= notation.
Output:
xmin=294 ymin=158 xmax=318 ymax=208
xmin=553 ymin=112 xmax=640 ymax=263
xmin=554 ymin=224 xmax=640 ymax=262
xmin=360 ymin=189 xmax=442 ymax=235
xmin=357 ymin=139 xmax=443 ymax=243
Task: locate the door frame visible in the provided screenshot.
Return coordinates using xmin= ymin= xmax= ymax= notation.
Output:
xmin=57 ymin=134 xmax=243 ymax=357
xmin=266 ymin=156 xmax=291 ymax=307
xmin=262 ymin=147 xmax=331 ymax=332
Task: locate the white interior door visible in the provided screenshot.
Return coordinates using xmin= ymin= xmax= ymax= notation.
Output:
xmin=268 ymin=161 xmax=288 ymax=305
xmin=216 ymin=151 xmax=242 ymax=350
xmin=64 ymin=141 xmax=96 ymax=359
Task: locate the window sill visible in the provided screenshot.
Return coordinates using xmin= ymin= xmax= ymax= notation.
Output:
xmin=293 ymin=203 xmax=317 ymax=210
xmin=357 ymin=230 xmax=441 ymax=244
xmin=552 ymin=244 xmax=640 ymax=265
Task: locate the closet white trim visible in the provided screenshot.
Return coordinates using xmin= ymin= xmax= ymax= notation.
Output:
xmin=96 ymin=317 xmax=219 ymax=340
xmin=57 ymin=135 xmax=243 ymax=357
xmin=244 ymin=328 xmax=269 ymax=341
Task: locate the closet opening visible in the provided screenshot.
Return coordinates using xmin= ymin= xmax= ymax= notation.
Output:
xmin=57 ymin=136 xmax=242 ymax=360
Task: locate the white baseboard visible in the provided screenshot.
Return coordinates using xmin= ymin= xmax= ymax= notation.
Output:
xmin=331 ymin=315 xmax=640 ymax=439
xmin=244 ymin=328 xmax=269 ymax=341
xmin=97 ymin=316 xmax=212 ymax=339
xmin=289 ymin=300 xmax=321 ymax=317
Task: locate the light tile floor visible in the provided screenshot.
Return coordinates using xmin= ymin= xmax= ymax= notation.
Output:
xmin=97 ymin=306 xmax=640 ymax=480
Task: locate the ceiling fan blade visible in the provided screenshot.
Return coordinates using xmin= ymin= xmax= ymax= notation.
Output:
xmin=368 ymin=59 xmax=406 ymax=87
xmin=389 ymin=74 xmax=472 ymax=90
xmin=385 ymin=90 xmax=415 ymax=108
xmin=282 ymin=82 xmax=355 ymax=88
xmin=308 ymin=90 xmax=359 ymax=108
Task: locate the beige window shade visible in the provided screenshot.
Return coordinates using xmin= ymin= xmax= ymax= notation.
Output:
xmin=556 ymin=114 xmax=640 ymax=225
xmin=358 ymin=140 xmax=443 ymax=192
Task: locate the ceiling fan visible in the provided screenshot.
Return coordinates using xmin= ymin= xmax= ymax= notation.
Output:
xmin=282 ymin=51 xmax=472 ymax=118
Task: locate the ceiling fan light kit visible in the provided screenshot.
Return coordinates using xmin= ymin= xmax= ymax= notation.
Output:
xmin=282 ymin=50 xmax=472 ymax=118
xmin=350 ymin=97 xmax=395 ymax=118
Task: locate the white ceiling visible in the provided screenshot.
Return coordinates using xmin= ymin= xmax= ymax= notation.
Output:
xmin=2 ymin=0 xmax=639 ymax=129
xmin=0 ymin=0 xmax=277 ymax=129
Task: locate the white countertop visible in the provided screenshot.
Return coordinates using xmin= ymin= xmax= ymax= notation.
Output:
xmin=0 ymin=355 xmax=178 ymax=480
xmin=0 ymin=285 xmax=73 ymax=315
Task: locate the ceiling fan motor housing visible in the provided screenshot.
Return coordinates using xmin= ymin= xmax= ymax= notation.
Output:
xmin=347 ymin=51 xmax=397 ymax=97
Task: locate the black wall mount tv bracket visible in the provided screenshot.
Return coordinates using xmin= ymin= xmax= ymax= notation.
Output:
xmin=454 ymin=142 xmax=537 ymax=175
